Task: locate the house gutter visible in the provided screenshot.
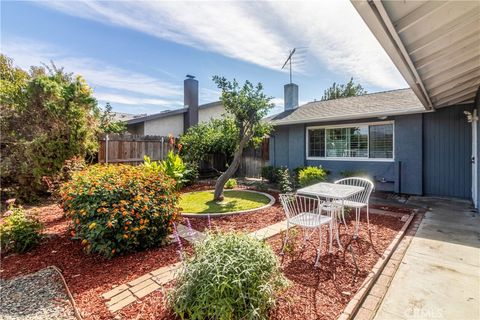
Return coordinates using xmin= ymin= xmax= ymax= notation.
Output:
xmin=352 ymin=0 xmax=433 ymax=110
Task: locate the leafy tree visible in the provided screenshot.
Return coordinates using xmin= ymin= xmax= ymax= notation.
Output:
xmin=0 ymin=54 xmax=100 ymax=201
xmin=211 ymin=76 xmax=273 ymax=201
xmin=321 ymin=78 xmax=367 ymax=101
xmin=179 ymin=117 xmax=238 ymax=165
xmin=99 ymin=102 xmax=127 ymax=134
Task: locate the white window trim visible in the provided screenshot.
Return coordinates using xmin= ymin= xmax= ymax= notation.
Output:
xmin=305 ymin=121 xmax=395 ymax=162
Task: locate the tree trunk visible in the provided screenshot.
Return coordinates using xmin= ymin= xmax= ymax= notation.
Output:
xmin=213 ymin=137 xmax=248 ymax=201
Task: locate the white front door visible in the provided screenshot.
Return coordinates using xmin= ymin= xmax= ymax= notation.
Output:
xmin=472 ymin=110 xmax=478 ymax=208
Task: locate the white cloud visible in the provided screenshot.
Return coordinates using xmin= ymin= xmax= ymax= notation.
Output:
xmin=200 ymin=88 xmax=221 ymax=104
xmin=38 ymin=0 xmax=405 ymax=89
xmin=2 ymin=38 xmax=182 ymax=98
xmin=94 ymin=92 xmax=181 ymax=106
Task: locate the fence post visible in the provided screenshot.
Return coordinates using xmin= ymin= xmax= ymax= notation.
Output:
xmin=161 ymin=136 xmax=164 ymax=159
xmin=105 ymin=134 xmax=109 ymax=164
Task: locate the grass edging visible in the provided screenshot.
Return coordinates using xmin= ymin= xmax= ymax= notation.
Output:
xmin=337 ymin=211 xmax=416 ymax=320
xmin=181 ymin=189 xmax=275 ymax=217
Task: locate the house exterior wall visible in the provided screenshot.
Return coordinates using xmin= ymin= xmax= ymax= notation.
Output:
xmin=270 ymin=114 xmax=423 ymax=194
xmin=423 ymin=104 xmax=473 ymax=199
xmin=199 ymin=104 xmax=225 ymax=123
xmin=270 ymin=105 xmax=475 ymax=198
xmin=127 ymin=122 xmax=145 ymax=135
xmin=143 ymin=114 xmax=184 ymax=136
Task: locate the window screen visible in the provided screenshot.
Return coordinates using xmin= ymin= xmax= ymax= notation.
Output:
xmin=308 ymin=128 xmax=325 ymax=157
xmin=369 ymin=124 xmax=393 ymax=158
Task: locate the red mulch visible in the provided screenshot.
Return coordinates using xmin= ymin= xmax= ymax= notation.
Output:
xmin=268 ymin=212 xmax=405 ymax=319
xmin=115 ymin=211 xmax=407 ymax=320
xmin=0 ymin=186 xmax=410 ymax=320
xmin=0 ymin=202 xmax=191 ymax=320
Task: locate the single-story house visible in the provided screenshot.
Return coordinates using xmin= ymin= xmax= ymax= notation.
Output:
xmin=126 ymin=77 xmax=225 ymax=136
xmin=268 ymin=86 xmax=475 ymax=201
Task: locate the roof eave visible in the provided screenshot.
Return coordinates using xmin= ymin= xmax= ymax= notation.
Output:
xmin=351 ymin=0 xmax=433 ymax=110
xmin=269 ymin=108 xmax=430 ymax=126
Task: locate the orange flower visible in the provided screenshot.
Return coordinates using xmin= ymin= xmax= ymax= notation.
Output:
xmin=107 ymin=221 xmax=113 ymax=228
xmin=123 ymin=234 xmax=129 ymax=239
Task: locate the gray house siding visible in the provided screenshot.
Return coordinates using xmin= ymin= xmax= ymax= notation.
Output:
xmin=271 ymin=126 xmax=290 ymax=167
xmin=423 ymin=104 xmax=473 ymax=199
xmin=394 ymin=114 xmax=423 ymax=195
xmin=270 ymin=115 xmax=423 ymax=195
xmin=270 ymin=105 xmax=475 ymax=199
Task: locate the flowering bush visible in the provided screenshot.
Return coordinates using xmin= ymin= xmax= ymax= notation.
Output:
xmin=60 ymin=164 xmax=179 ymax=258
xmin=0 ymin=200 xmax=43 ymax=254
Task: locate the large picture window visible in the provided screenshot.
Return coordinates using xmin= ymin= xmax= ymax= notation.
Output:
xmin=307 ymin=122 xmax=394 ymax=160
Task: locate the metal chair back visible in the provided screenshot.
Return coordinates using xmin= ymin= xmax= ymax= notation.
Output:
xmin=279 ymin=193 xmax=321 ymax=221
xmin=334 ymin=177 xmax=374 ymax=205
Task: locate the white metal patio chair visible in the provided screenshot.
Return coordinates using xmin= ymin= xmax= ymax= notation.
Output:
xmin=334 ymin=177 xmax=374 ymax=238
xmin=279 ymin=194 xmax=341 ymax=267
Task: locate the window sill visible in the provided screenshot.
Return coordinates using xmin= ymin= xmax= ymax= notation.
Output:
xmin=306 ymin=157 xmax=395 ymax=162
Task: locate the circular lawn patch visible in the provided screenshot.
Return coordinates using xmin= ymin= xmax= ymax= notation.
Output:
xmin=180 ymin=190 xmax=274 ymax=216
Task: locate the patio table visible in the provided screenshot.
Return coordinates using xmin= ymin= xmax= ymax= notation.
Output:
xmin=297 ymin=182 xmax=364 ymax=251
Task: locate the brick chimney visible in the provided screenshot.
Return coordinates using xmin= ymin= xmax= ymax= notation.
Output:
xmin=184 ymin=75 xmax=199 ymax=130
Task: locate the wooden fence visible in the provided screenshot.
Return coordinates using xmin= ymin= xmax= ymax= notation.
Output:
xmin=98 ymin=134 xmax=171 ymax=165
xmin=238 ymin=138 xmax=270 ymax=178
xmin=98 ymin=134 xmax=269 ymax=178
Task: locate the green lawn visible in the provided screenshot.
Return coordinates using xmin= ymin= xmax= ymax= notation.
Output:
xmin=179 ymin=190 xmax=271 ymax=214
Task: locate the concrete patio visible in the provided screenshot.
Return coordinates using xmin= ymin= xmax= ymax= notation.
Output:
xmin=373 ymin=197 xmax=480 ymax=320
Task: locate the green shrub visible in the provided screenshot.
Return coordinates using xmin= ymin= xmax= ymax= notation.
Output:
xmin=277 ymin=167 xmax=293 ymax=193
xmin=1 ymin=55 xmax=99 ymax=202
xmin=0 ymin=203 xmax=43 ymax=253
xmin=256 ymin=182 xmax=269 ymax=192
xmin=261 ymin=166 xmax=277 ymax=183
xmin=143 ymin=153 xmax=193 ymax=188
xmin=225 ymin=178 xmax=237 ymax=189
xmin=60 ymin=164 xmax=178 ymax=258
xmin=170 ymin=232 xmax=287 ymax=320
xmin=183 ymin=162 xmax=199 ymax=186
xmin=298 ymin=166 xmax=327 ymax=187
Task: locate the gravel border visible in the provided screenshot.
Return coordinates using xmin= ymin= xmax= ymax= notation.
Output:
xmin=181 ymin=189 xmax=276 ymax=217
xmin=0 ymin=267 xmax=77 ymax=320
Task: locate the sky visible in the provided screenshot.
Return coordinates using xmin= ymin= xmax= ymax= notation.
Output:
xmin=1 ymin=0 xmax=407 ymax=116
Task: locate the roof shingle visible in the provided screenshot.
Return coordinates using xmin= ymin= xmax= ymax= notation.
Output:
xmin=268 ymin=88 xmax=425 ymax=125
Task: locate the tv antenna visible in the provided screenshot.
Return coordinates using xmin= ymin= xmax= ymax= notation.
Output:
xmin=281 ymin=47 xmax=307 ymax=84
xmin=281 ymin=48 xmax=296 ymax=84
